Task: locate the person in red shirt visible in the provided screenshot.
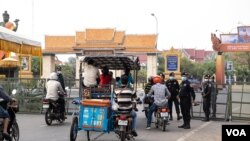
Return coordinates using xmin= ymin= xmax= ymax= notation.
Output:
xmin=100 ymin=66 xmax=112 ymax=87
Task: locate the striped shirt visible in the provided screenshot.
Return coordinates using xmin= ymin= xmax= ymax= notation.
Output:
xmin=114 ymin=88 xmax=135 ymax=114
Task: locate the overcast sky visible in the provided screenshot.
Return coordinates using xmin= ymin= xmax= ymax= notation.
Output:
xmin=1 ymin=0 xmax=250 ymax=60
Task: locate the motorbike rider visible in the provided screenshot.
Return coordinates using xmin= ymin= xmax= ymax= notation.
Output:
xmin=165 ymin=72 xmax=182 ymax=120
xmin=0 ymin=85 xmax=12 ymax=140
xmin=56 ymin=66 xmax=66 ymax=92
xmin=114 ymin=75 xmax=138 ymax=137
xmin=146 ymin=76 xmax=171 ymax=130
xmin=45 ymin=72 xmax=66 ymax=119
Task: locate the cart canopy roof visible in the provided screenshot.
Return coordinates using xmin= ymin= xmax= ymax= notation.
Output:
xmin=80 ymin=55 xmax=140 ymax=70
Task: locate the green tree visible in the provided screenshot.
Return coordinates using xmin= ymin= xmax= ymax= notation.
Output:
xmin=232 ymin=52 xmax=250 ymax=82
xmin=31 ymin=56 xmax=41 ymax=77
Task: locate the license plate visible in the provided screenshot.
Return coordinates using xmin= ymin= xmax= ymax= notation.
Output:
xmin=160 ymin=112 xmax=168 ymax=117
xmin=144 ymin=104 xmax=149 ymax=107
xmin=118 ymin=120 xmax=128 ymax=126
xmin=43 ymin=104 xmax=49 ymax=109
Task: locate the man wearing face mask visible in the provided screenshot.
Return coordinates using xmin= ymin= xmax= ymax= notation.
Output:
xmin=201 ymin=74 xmax=212 ymax=122
xmin=210 ymin=76 xmax=218 ymax=119
xmin=178 ymin=72 xmax=195 ymax=129
xmin=166 ymin=72 xmax=182 ymax=120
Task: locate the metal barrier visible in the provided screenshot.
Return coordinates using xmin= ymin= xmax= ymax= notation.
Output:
xmin=191 ymin=89 xmax=229 ymax=121
xmin=191 ymin=82 xmax=250 ymax=121
xmin=228 ymin=82 xmax=250 ymax=121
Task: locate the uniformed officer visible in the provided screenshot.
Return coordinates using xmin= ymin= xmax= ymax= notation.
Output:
xmin=210 ymin=76 xmax=217 ymax=119
xmin=165 ymin=72 xmax=182 ymax=120
xmin=178 ymin=72 xmax=195 ymax=129
xmin=201 ymin=74 xmax=212 ymax=121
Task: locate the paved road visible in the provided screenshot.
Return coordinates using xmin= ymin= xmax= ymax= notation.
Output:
xmin=16 ymin=105 xmax=250 ymax=141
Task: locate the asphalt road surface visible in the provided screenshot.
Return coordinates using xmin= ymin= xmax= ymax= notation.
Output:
xmin=16 ymin=105 xmax=250 ymax=141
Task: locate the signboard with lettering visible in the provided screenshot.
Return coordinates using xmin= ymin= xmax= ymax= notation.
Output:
xmin=167 ymin=55 xmax=178 ymax=71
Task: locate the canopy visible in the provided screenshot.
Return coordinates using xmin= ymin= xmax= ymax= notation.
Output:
xmin=0 ymin=57 xmax=20 ymax=68
xmin=0 ymin=26 xmax=42 ymax=56
xmin=80 ymin=55 xmax=140 ymax=70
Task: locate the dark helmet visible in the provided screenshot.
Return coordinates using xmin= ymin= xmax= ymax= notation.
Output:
xmin=148 ymin=76 xmax=153 ymax=83
xmin=204 ymin=74 xmax=211 ymax=79
xmin=56 ymin=66 xmax=62 ymax=71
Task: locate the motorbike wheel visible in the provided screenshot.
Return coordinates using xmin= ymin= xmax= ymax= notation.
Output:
xmin=120 ymin=131 xmax=126 ymax=141
xmin=70 ymin=117 xmax=78 ymax=141
xmin=162 ymin=120 xmax=167 ymax=131
xmin=10 ymin=120 xmax=20 ymax=141
xmin=45 ymin=109 xmax=53 ymax=125
xmin=154 ymin=114 xmax=158 ymax=128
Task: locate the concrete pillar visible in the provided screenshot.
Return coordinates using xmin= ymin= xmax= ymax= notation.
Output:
xmin=42 ymin=54 xmax=55 ymax=79
xmin=75 ymin=55 xmax=81 ymax=79
xmin=147 ymin=53 xmax=157 ymax=78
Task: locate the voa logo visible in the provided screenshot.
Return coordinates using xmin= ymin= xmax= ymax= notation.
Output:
xmin=226 ymin=129 xmax=246 ymax=136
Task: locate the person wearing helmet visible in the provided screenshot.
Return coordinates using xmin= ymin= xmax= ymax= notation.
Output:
xmin=201 ymin=74 xmax=212 ymax=122
xmin=45 ymin=72 xmax=66 ymax=118
xmin=146 ymin=75 xmax=171 ymax=130
xmin=165 ymin=72 xmax=182 ymax=121
xmin=178 ymin=72 xmax=195 ymax=129
xmin=56 ymin=66 xmax=66 ymax=92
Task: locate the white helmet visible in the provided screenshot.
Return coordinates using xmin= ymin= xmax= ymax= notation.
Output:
xmin=49 ymin=72 xmax=58 ymax=80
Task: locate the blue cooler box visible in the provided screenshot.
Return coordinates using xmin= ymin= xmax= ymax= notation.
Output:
xmin=79 ymin=105 xmax=110 ymax=132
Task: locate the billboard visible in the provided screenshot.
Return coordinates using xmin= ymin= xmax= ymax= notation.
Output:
xmin=166 ymin=55 xmax=178 ymax=71
xmin=220 ymin=34 xmax=239 ymax=44
xmin=238 ymin=26 xmax=250 ymax=43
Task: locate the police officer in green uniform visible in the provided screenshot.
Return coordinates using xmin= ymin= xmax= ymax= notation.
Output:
xmin=201 ymin=74 xmax=212 ymax=121
xmin=178 ymin=72 xmax=195 ymax=129
xmin=166 ymin=72 xmax=182 ymax=120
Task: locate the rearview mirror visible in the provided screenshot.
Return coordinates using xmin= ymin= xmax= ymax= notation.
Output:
xmin=12 ymin=89 xmax=17 ymax=95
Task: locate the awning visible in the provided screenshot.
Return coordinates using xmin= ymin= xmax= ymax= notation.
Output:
xmin=80 ymin=55 xmax=140 ymax=70
xmin=0 ymin=26 xmax=42 ymax=56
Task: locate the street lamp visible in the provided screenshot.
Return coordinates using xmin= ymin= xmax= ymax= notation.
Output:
xmin=151 ymin=13 xmax=159 ymax=75
xmin=151 ymin=13 xmax=158 ymax=35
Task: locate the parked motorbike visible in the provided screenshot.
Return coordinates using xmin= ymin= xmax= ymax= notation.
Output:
xmin=154 ymin=106 xmax=169 ymax=131
xmin=114 ymin=113 xmax=134 ymax=141
xmin=0 ymin=89 xmax=20 ymax=141
xmin=43 ymin=93 xmax=66 ymax=125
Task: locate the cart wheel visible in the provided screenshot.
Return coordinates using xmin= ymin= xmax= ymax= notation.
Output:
xmin=70 ymin=117 xmax=78 ymax=141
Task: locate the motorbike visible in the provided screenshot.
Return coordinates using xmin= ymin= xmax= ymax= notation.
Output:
xmin=0 ymin=90 xmax=20 ymax=141
xmin=154 ymin=106 xmax=169 ymax=131
xmin=43 ymin=92 xmax=66 ymax=125
xmin=114 ymin=113 xmax=134 ymax=141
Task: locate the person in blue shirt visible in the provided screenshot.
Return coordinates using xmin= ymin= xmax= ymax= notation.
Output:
xmin=121 ymin=68 xmax=134 ymax=88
